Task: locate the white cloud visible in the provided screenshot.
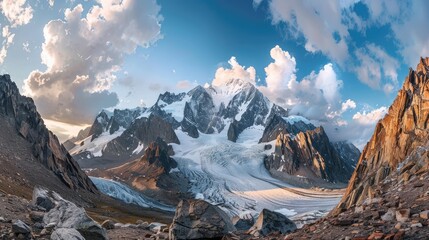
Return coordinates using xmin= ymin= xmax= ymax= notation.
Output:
xmin=43 ymin=119 xmax=90 ymax=142
xmin=0 ymin=0 xmax=33 ymax=27
xmin=259 ymin=45 xmax=345 ymax=122
xmin=388 ymin=0 xmax=429 ymax=68
xmin=24 ymin=0 xmax=162 ymax=125
xmin=48 ymin=0 xmax=54 ymax=7
xmin=325 ymin=106 xmax=388 ymax=149
xmin=354 ymin=44 xmax=399 ymax=91
xmin=212 ymin=56 xmax=256 ymax=86
xmin=0 ymin=25 xmax=15 ymax=64
xmin=266 ymin=0 xmax=354 ymax=64
xmin=341 ymin=99 xmax=356 ymax=112
xmin=352 ymin=106 xmax=387 ymax=125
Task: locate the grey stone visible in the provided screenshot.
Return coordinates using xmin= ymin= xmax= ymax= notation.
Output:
xmin=51 ymin=228 xmax=85 ymax=240
xmin=169 ymin=199 xmax=235 ymax=240
xmin=34 ymin=187 xmax=107 ymax=240
xmin=12 ymin=220 xmax=31 ymax=234
xmin=381 ymin=208 xmax=396 ymax=221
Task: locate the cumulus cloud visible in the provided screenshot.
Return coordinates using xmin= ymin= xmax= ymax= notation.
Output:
xmin=352 ymin=106 xmax=388 ymax=125
xmin=259 ymin=45 xmax=346 ymax=121
xmin=0 ymin=0 xmax=33 ymax=27
xmin=212 ymin=57 xmax=256 ymax=87
xmin=24 ymin=0 xmax=162 ymax=125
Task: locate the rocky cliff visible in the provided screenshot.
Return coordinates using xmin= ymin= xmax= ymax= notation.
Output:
xmin=285 ymin=58 xmax=429 ymax=239
xmin=0 ymin=74 xmax=97 ymax=193
xmin=264 ymin=126 xmax=355 ymax=184
xmin=336 ymin=57 xmax=429 ymax=211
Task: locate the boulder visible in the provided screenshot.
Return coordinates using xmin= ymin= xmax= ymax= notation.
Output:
xmin=169 ymin=199 xmax=236 ymax=240
xmin=32 ymin=187 xmax=55 ymax=211
xmin=232 ymin=216 xmax=254 ymax=231
xmin=51 ymin=228 xmax=85 ymax=240
xmin=33 ymin=187 xmax=107 ymax=240
xmin=12 ymin=220 xmax=31 ymax=234
xmin=248 ymin=209 xmax=297 ymax=236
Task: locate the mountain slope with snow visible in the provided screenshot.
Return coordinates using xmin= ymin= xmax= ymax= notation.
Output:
xmin=67 ymin=77 xmax=359 ymax=222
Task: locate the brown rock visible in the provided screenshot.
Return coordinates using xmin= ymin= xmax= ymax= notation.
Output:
xmin=396 ymin=209 xmax=410 ymax=222
xmin=420 ymin=210 xmax=429 ymax=219
xmin=368 ymin=232 xmax=384 ymax=240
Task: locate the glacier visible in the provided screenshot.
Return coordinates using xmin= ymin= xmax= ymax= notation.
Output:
xmin=90 ymin=177 xmax=175 ymax=212
xmin=171 ymin=126 xmax=343 ymax=219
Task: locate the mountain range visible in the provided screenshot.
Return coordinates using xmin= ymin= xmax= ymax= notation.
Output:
xmin=62 ymin=75 xmax=360 ymax=220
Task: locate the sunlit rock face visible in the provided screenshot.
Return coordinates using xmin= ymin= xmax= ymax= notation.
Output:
xmin=335 ymin=57 xmax=429 ymax=212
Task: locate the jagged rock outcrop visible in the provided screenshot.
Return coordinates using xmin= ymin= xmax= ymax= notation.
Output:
xmin=87 ymin=107 xmax=144 ymax=141
xmin=264 ymin=127 xmax=355 ymax=183
xmin=0 ymin=74 xmax=97 ymax=193
xmin=181 ymin=103 xmax=199 ymax=138
xmin=74 ymin=113 xmax=180 ymax=169
xmin=106 ymin=108 xmax=144 ymax=134
xmin=248 ymin=209 xmax=296 ymax=237
xmin=225 ymin=85 xmax=271 ymax=142
xmin=332 ymin=141 xmax=360 ymax=168
xmin=169 ymin=199 xmax=236 ymax=240
xmin=103 ymin=114 xmax=179 ymax=159
xmin=88 ymin=111 xmax=110 ymax=141
xmin=259 ymin=115 xmax=316 ymax=143
xmin=185 ymin=85 xmax=216 ymax=134
xmin=335 ymin=57 xmax=429 ymax=212
xmin=149 ymin=92 xmax=186 ymax=129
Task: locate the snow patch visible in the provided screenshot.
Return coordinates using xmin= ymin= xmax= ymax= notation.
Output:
xmin=70 ymin=127 xmax=125 ymax=157
xmin=132 ymin=142 xmax=144 ymax=155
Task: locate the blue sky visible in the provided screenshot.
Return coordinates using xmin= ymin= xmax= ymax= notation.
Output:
xmin=0 ymin=0 xmax=427 ymax=147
